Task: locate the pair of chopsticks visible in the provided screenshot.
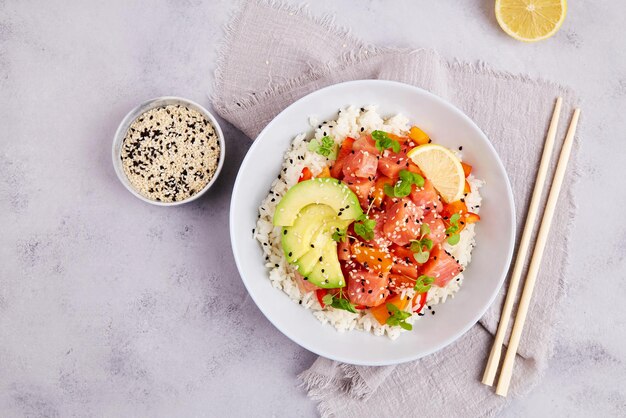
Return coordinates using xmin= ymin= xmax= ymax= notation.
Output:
xmin=482 ymin=97 xmax=581 ymax=397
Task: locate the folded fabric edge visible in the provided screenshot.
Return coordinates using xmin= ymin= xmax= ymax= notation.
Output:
xmin=297 ymin=369 xmax=351 ymax=418
xmin=338 ymin=363 xmax=374 ymax=400
xmin=448 ymin=58 xmax=577 ymax=100
xmin=211 ymin=0 xmax=361 ymax=112
xmin=297 ymin=368 xmax=351 ymax=393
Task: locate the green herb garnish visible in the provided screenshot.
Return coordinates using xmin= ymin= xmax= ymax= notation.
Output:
xmin=354 ymin=214 xmax=376 ymax=241
xmin=383 ymin=169 xmax=425 ymax=198
xmin=409 ymin=223 xmax=434 ymax=263
xmin=447 ymin=233 xmax=461 ymax=245
xmin=308 ymin=136 xmax=338 ymax=159
xmin=372 ymin=130 xmax=401 ymax=153
xmin=332 ymin=227 xmax=347 ymax=243
xmin=412 ymin=248 xmax=430 ymax=264
xmin=322 ymin=294 xmax=334 ymax=306
xmin=445 ymin=213 xmax=461 ymax=245
xmin=414 ymin=274 xmax=435 ymax=294
xmin=386 ymin=303 xmax=412 ymax=330
xmin=323 ymin=293 xmax=357 ymax=313
xmin=331 ymin=297 xmax=357 ymax=313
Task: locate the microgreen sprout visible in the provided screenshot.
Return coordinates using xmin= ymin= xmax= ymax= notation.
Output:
xmin=414 ymin=274 xmax=435 ymax=294
xmin=384 ymin=169 xmax=425 ymax=198
xmin=308 ymin=136 xmax=338 ymax=159
xmin=371 ymin=130 xmax=401 ymax=153
xmin=445 ymin=213 xmax=461 ymax=245
xmin=409 ymin=223 xmax=434 ymax=263
xmin=323 ymin=291 xmax=357 ymax=313
xmin=354 ymin=213 xmax=376 ymax=241
xmin=332 ymin=227 xmax=347 ymax=243
xmin=386 ymin=303 xmax=412 ymax=330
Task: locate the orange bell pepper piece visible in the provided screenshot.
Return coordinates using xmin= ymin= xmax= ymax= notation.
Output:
xmin=351 ymin=242 xmax=393 ymax=273
xmin=370 ymin=294 xmax=411 ymax=325
xmin=408 ymin=126 xmax=430 ymax=145
xmin=317 ymin=166 xmax=331 ymax=178
xmin=372 ymin=176 xmax=394 ymax=208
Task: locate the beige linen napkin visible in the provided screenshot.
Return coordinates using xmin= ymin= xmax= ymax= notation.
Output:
xmin=213 ymin=2 xmax=579 ymax=416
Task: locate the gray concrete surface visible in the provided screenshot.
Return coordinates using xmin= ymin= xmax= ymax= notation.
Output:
xmin=1 ymin=1 xmax=624 ymax=416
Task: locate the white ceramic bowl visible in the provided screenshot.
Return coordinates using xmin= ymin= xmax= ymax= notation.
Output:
xmin=230 ymin=80 xmax=515 ymax=366
xmin=112 ymin=97 xmax=225 ymax=206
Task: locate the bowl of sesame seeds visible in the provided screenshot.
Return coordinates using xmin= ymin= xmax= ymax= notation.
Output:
xmin=112 ymin=97 xmax=225 ymax=205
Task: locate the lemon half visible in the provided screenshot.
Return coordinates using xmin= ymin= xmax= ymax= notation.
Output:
xmin=495 ymin=0 xmax=567 ymax=42
xmin=407 ymin=144 xmax=465 ymax=203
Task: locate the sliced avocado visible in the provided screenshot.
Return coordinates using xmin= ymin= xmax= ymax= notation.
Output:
xmin=273 ymin=178 xmax=363 ymax=227
xmin=307 ymin=243 xmax=344 ymax=288
xmin=295 ymin=218 xmax=350 ymax=276
xmin=295 ymin=238 xmax=326 ymax=276
xmin=281 ymin=204 xmax=336 ymax=262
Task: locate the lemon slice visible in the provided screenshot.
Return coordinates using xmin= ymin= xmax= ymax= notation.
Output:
xmin=407 ymin=144 xmax=465 ymax=203
xmin=495 ymin=0 xmax=567 ymax=42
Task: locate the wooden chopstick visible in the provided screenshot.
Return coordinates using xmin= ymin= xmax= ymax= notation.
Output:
xmin=495 ymin=108 xmax=581 ymax=397
xmin=482 ymin=97 xmax=563 ymax=386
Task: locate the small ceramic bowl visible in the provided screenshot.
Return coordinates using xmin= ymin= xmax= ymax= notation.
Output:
xmin=112 ymin=96 xmax=225 ymax=206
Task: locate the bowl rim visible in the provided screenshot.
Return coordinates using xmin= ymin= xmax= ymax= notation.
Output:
xmin=111 ymin=96 xmax=226 ymax=206
xmin=230 ymin=80 xmax=515 ymax=365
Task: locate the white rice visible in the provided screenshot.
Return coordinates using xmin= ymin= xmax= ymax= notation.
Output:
xmin=254 ymin=106 xmax=483 ymax=339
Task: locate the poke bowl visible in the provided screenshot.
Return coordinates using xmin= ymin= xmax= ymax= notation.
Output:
xmin=230 ymin=80 xmax=515 ymax=366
